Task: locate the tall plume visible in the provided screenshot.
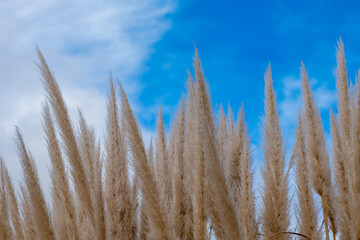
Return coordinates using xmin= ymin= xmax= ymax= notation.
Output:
xmin=171 ymin=97 xmax=191 ymax=239
xmin=193 ymin=48 xmax=241 ymax=239
xmin=301 ymin=62 xmax=336 ymax=239
xmin=19 ymin=185 xmax=36 ymax=240
xmin=119 ymin=82 xmax=171 ymax=240
xmin=155 ymin=107 xmax=171 ymax=215
xmin=0 ymin=159 xmax=23 ymax=240
xmin=239 ymin=126 xmax=257 ymax=238
xmin=334 ymin=40 xmax=352 ymax=238
xmin=15 ymin=128 xmax=55 ymax=240
xmin=261 ymin=64 xmax=289 ymax=239
xmin=294 ymin=113 xmax=321 ymax=240
xmin=184 ymin=76 xmax=207 ymax=240
xmin=0 ymin=160 xmax=13 ymax=240
xmin=330 ymin=111 xmax=351 ymax=239
xmin=77 ymin=111 xmax=106 ymax=240
xmin=349 ymin=70 xmax=360 ymax=239
xmin=36 ymin=48 xmax=96 ymax=231
xmin=336 ymin=38 xmax=351 ymax=143
xmin=225 ymin=105 xmax=245 ymax=222
xmin=138 ymin=141 xmax=156 ymax=240
xmin=43 ymin=103 xmax=79 ymax=240
xmin=105 ymin=75 xmax=132 ymax=239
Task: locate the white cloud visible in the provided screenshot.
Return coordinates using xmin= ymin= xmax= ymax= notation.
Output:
xmin=313 ymin=83 xmax=337 ymax=110
xmin=278 ymin=76 xmax=303 ymax=135
xmin=0 ymin=0 xmax=175 ymax=191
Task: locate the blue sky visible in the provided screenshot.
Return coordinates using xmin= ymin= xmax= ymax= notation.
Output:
xmin=0 ymin=0 xmax=360 ymax=191
xmin=138 ymin=0 xmax=360 ymax=145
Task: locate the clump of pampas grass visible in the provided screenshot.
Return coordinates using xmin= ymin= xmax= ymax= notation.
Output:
xmin=0 ymin=39 xmax=359 ymax=240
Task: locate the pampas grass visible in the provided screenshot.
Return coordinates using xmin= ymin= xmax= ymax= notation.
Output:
xmin=184 ymin=75 xmax=207 ymax=240
xmin=43 ymin=103 xmax=79 ymax=240
xmin=0 ymin=159 xmax=13 ymax=240
xmin=294 ymin=113 xmax=321 ymax=240
xmin=350 ymin=71 xmax=360 ymax=240
xmin=16 ymin=128 xmax=55 ymax=240
xmin=1 ymin=39 xmax=360 ymax=239
xmin=155 ymin=107 xmax=171 ymax=219
xmin=301 ymin=63 xmax=337 ymax=240
xmin=119 ymin=81 xmax=171 ymax=240
xmin=104 ymin=76 xmax=132 ymax=239
xmin=0 ymin=159 xmax=23 ymax=240
xmin=36 ymin=48 xmax=96 ymax=236
xmin=261 ymin=65 xmax=289 ymax=240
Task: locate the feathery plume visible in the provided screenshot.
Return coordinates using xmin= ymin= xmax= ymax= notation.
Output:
xmin=330 ymin=111 xmax=351 ymax=239
xmin=301 ymin=63 xmax=336 ymax=239
xmin=43 ymin=103 xmax=79 ymax=240
xmin=19 ymin=185 xmax=36 ymax=240
xmin=138 ymin=143 xmax=154 ymax=240
xmin=336 ymin=38 xmax=351 ymax=143
xmin=119 ymin=81 xmax=171 ymax=240
xmin=239 ymin=127 xmax=257 ymax=238
xmin=105 ymin=75 xmax=132 ymax=239
xmin=261 ymin=64 xmax=289 ymax=239
xmin=0 ymin=160 xmax=13 ymax=240
xmin=155 ymin=107 xmax=171 ymax=215
xmin=334 ymin=40 xmax=353 ymax=238
xmin=171 ymin=97 xmax=191 ymax=239
xmin=78 ymin=111 xmax=106 ymax=240
xmin=0 ymin=159 xmax=24 ymax=240
xmin=349 ymin=70 xmax=360 ymax=239
xmin=294 ymin=113 xmax=321 ymax=240
xmin=36 ymin=48 xmax=96 ymax=230
xmin=15 ymin=128 xmax=55 ymax=240
xmin=184 ymin=76 xmax=207 ymax=240
xmin=226 ymin=105 xmax=245 ymax=210
xmin=193 ymin=49 xmax=241 ymax=239
xmin=184 ymin=74 xmax=207 ymax=240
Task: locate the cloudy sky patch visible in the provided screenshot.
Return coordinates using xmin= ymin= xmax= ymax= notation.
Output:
xmin=0 ymin=0 xmax=176 ymax=188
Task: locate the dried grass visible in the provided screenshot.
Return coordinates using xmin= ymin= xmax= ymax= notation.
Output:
xmin=1 ymin=39 xmax=360 ymax=240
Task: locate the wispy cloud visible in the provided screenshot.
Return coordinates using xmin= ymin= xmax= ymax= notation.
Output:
xmin=0 ymin=0 xmax=176 ymax=188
